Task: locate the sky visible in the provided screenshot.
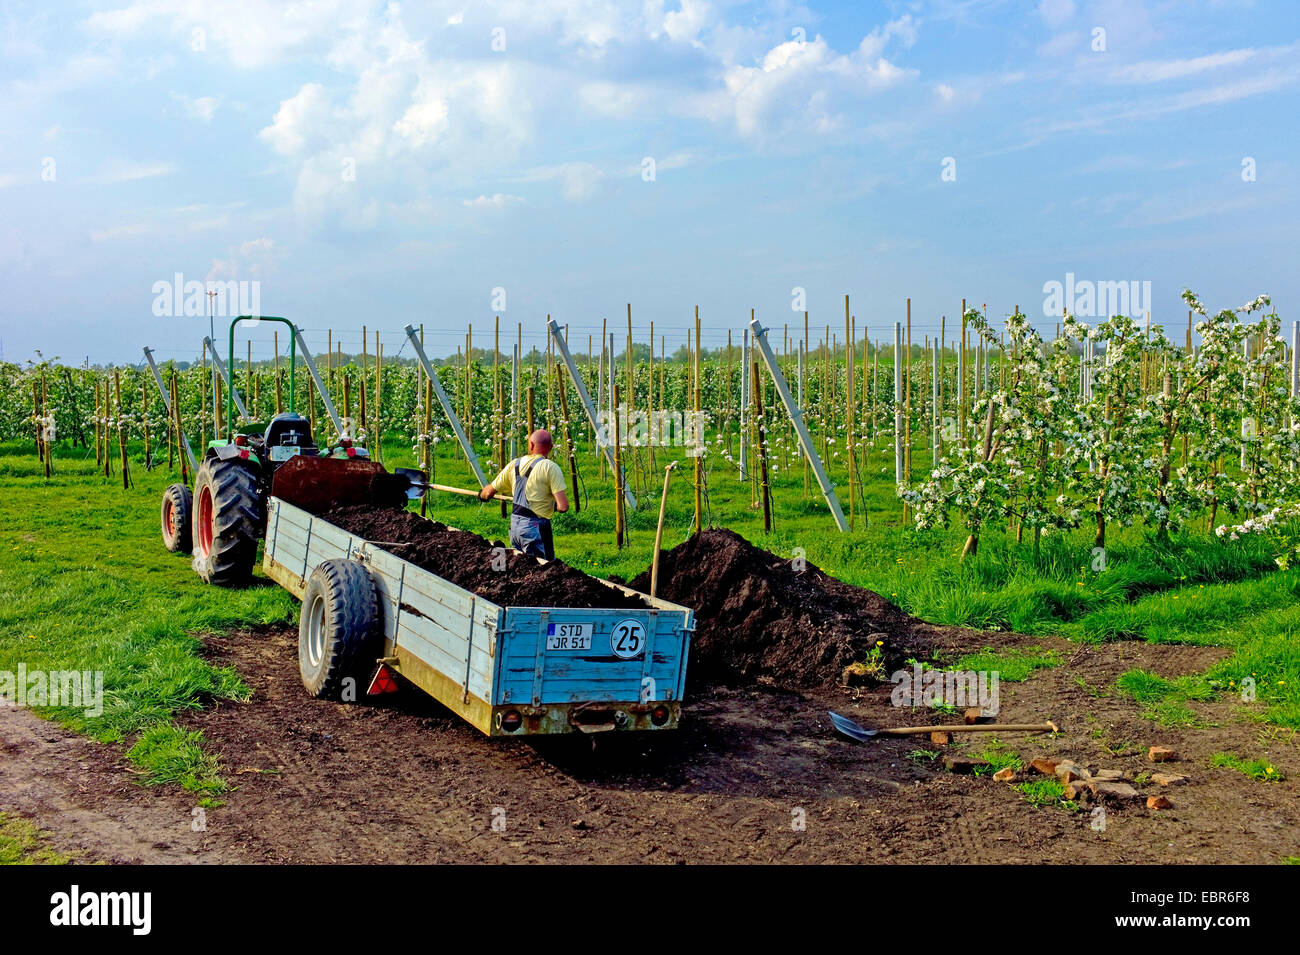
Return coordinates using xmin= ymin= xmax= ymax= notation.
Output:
xmin=1 ymin=0 xmax=1297 ymax=366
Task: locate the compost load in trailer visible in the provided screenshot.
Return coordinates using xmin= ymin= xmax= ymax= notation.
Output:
xmin=631 ymin=528 xmax=927 ymax=687
xmin=324 ymin=505 xmax=648 ymax=611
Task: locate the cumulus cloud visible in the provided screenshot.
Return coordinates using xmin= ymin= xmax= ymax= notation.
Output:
xmin=720 ymin=20 xmax=919 ymax=139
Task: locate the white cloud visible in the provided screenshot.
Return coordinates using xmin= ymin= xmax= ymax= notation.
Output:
xmin=462 ymin=193 xmax=523 ymax=209
xmin=1106 ymin=48 xmax=1260 ymax=84
xmin=172 ymin=92 xmax=221 ymax=122
xmin=721 ymin=21 xmax=919 ymax=140
xmin=260 ymin=83 xmax=335 ymax=157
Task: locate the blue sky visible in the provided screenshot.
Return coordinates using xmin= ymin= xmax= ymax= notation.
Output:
xmin=1 ymin=0 xmax=1297 ymax=365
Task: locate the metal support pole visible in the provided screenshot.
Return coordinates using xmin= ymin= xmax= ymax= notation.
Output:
xmin=291 ymin=327 xmax=345 ymax=438
xmin=142 ymin=347 xmax=198 ymax=472
xmin=548 ymin=317 xmax=637 ymax=509
xmin=403 ymin=324 xmax=488 ymax=487
xmin=203 ymin=336 xmax=250 ymax=422
xmin=749 ymin=317 xmax=848 ymax=532
xmin=894 ymin=322 xmax=904 ymax=485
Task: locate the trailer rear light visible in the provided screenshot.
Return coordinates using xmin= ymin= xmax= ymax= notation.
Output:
xmin=650 ymin=705 xmax=670 ymax=726
xmin=367 ymin=664 xmax=399 ymax=696
xmin=345 ymin=447 xmax=357 ymax=458
xmin=234 ymin=434 xmax=248 ymax=447
xmin=239 ymin=449 xmax=250 ymax=460
xmin=500 ymin=710 xmax=523 ymax=733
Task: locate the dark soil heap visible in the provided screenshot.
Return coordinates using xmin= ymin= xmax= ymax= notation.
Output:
xmin=631 ymin=528 xmax=926 ymax=687
xmin=325 ymin=505 xmax=647 ymax=611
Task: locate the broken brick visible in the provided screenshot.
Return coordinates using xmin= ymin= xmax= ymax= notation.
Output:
xmin=1148 ymin=746 xmax=1177 ymax=763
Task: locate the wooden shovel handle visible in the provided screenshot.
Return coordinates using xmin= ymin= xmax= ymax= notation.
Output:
xmin=429 ymin=482 xmax=483 ymax=498
xmin=877 ymin=722 xmax=1059 ymax=736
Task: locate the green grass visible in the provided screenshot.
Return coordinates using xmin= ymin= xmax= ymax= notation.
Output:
xmin=970 ymin=738 xmax=1022 ymax=775
xmin=1210 ymin=751 xmax=1285 ymax=782
xmin=1115 ymin=670 xmax=1216 ymax=727
xmin=1015 ymin=778 xmax=1080 ymax=811
xmin=0 ymin=445 xmax=294 ymax=790
xmin=950 ymin=645 xmax=1062 ymax=682
xmin=0 ymin=813 xmax=74 ymax=864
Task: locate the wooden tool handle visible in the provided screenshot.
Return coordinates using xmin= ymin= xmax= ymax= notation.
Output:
xmin=878 ymin=721 xmax=1059 ymax=736
xmin=429 ymin=482 xmax=484 ymax=498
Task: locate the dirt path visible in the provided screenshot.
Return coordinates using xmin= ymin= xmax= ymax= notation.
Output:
xmin=3 ymin=626 xmax=1298 ymax=864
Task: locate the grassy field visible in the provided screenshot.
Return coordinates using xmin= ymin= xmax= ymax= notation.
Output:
xmin=1 ymin=428 xmax=1296 ymax=804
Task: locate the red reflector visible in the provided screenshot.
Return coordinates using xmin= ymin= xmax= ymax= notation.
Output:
xmin=346 ymin=447 xmax=357 ymax=457
xmin=367 ymin=664 xmax=399 ymax=695
xmin=239 ymin=449 xmax=250 ymax=459
xmin=234 ymin=434 xmax=248 ymax=446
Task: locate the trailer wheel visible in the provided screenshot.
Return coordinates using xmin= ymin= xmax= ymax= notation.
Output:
xmin=299 ymin=559 xmax=382 ymax=701
xmin=191 ymin=457 xmax=263 ymax=586
xmin=161 ymin=483 xmax=193 ymax=554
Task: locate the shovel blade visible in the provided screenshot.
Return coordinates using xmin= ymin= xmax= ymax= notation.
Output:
xmin=395 ymin=467 xmax=430 ymax=500
xmin=828 ymin=711 xmax=878 ymax=742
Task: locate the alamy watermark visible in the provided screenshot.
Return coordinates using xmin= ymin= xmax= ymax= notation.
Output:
xmin=1 ymin=665 xmax=104 ymax=717
xmin=595 ymin=407 xmax=706 ymax=455
xmin=890 ymin=663 xmax=999 ymax=716
xmin=1042 ymin=272 xmax=1151 ymax=320
xmin=151 ymin=273 xmax=261 ymax=318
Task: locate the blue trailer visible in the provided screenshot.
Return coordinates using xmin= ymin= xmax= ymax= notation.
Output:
xmin=262 ymin=497 xmax=694 ymax=736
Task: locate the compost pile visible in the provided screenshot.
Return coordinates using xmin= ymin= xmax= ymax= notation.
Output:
xmin=325 ymin=505 xmax=647 ymax=611
xmin=631 ymin=528 xmax=926 ymax=688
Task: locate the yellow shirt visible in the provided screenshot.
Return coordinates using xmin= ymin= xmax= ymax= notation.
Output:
xmin=491 ymin=455 xmax=567 ymax=519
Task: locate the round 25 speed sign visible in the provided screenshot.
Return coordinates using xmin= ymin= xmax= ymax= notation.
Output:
xmin=610 ymin=619 xmax=647 ymax=660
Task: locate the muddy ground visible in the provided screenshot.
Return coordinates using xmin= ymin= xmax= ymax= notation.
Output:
xmin=3 ymin=623 xmax=1298 ymax=864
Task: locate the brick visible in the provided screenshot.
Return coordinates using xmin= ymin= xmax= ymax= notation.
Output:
xmin=1029 ymin=757 xmax=1059 ymax=776
xmin=964 ymin=707 xmax=989 ymax=724
xmin=930 ymin=731 xmax=951 ymax=745
xmin=1146 ymin=795 xmax=1173 ymax=810
xmin=1148 ymin=746 xmax=1177 ymax=762
xmin=993 ymin=767 xmax=1016 ymax=782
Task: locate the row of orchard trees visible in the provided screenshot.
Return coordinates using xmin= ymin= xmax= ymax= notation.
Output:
xmin=5 ymin=293 xmax=1297 ymax=551
xmin=903 ymin=292 xmax=1297 ymax=557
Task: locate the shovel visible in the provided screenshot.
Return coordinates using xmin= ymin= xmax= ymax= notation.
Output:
xmin=391 ymin=468 xmax=484 ymax=500
xmin=828 ymin=711 xmax=1059 ymax=743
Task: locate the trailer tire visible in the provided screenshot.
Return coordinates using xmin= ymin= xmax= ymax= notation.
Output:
xmin=299 ymin=559 xmax=382 ymax=702
xmin=161 ymin=483 xmax=193 ymax=554
xmin=191 ymin=457 xmax=263 ymax=586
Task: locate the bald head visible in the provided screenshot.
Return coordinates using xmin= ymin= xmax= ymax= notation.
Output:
xmin=528 ymin=429 xmax=554 ymax=456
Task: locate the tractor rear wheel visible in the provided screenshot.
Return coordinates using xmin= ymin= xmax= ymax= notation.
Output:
xmin=191 ymin=457 xmax=263 ymax=586
xmin=299 ymin=559 xmax=382 ymax=701
xmin=161 ymin=483 xmax=193 ymax=554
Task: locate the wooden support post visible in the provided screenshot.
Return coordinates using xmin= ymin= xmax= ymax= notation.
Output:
xmin=751 ymin=359 xmax=772 ymax=533
xmin=693 ymin=306 xmax=703 ymax=536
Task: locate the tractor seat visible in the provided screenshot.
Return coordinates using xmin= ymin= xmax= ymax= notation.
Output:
xmin=264 ymin=413 xmax=315 ymax=450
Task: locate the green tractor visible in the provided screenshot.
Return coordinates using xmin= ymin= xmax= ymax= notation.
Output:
xmin=161 ymin=317 xmax=418 ymax=586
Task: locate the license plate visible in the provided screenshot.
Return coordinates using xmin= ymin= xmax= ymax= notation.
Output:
xmin=270 ymin=445 xmax=302 ymax=462
xmin=546 ymin=623 xmax=593 ymax=651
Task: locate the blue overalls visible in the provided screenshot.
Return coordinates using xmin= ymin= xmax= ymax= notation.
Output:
xmin=509 ymin=457 xmax=555 ymax=561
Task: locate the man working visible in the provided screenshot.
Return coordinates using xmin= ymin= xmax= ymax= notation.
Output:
xmin=479 ymin=429 xmax=570 ymax=561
